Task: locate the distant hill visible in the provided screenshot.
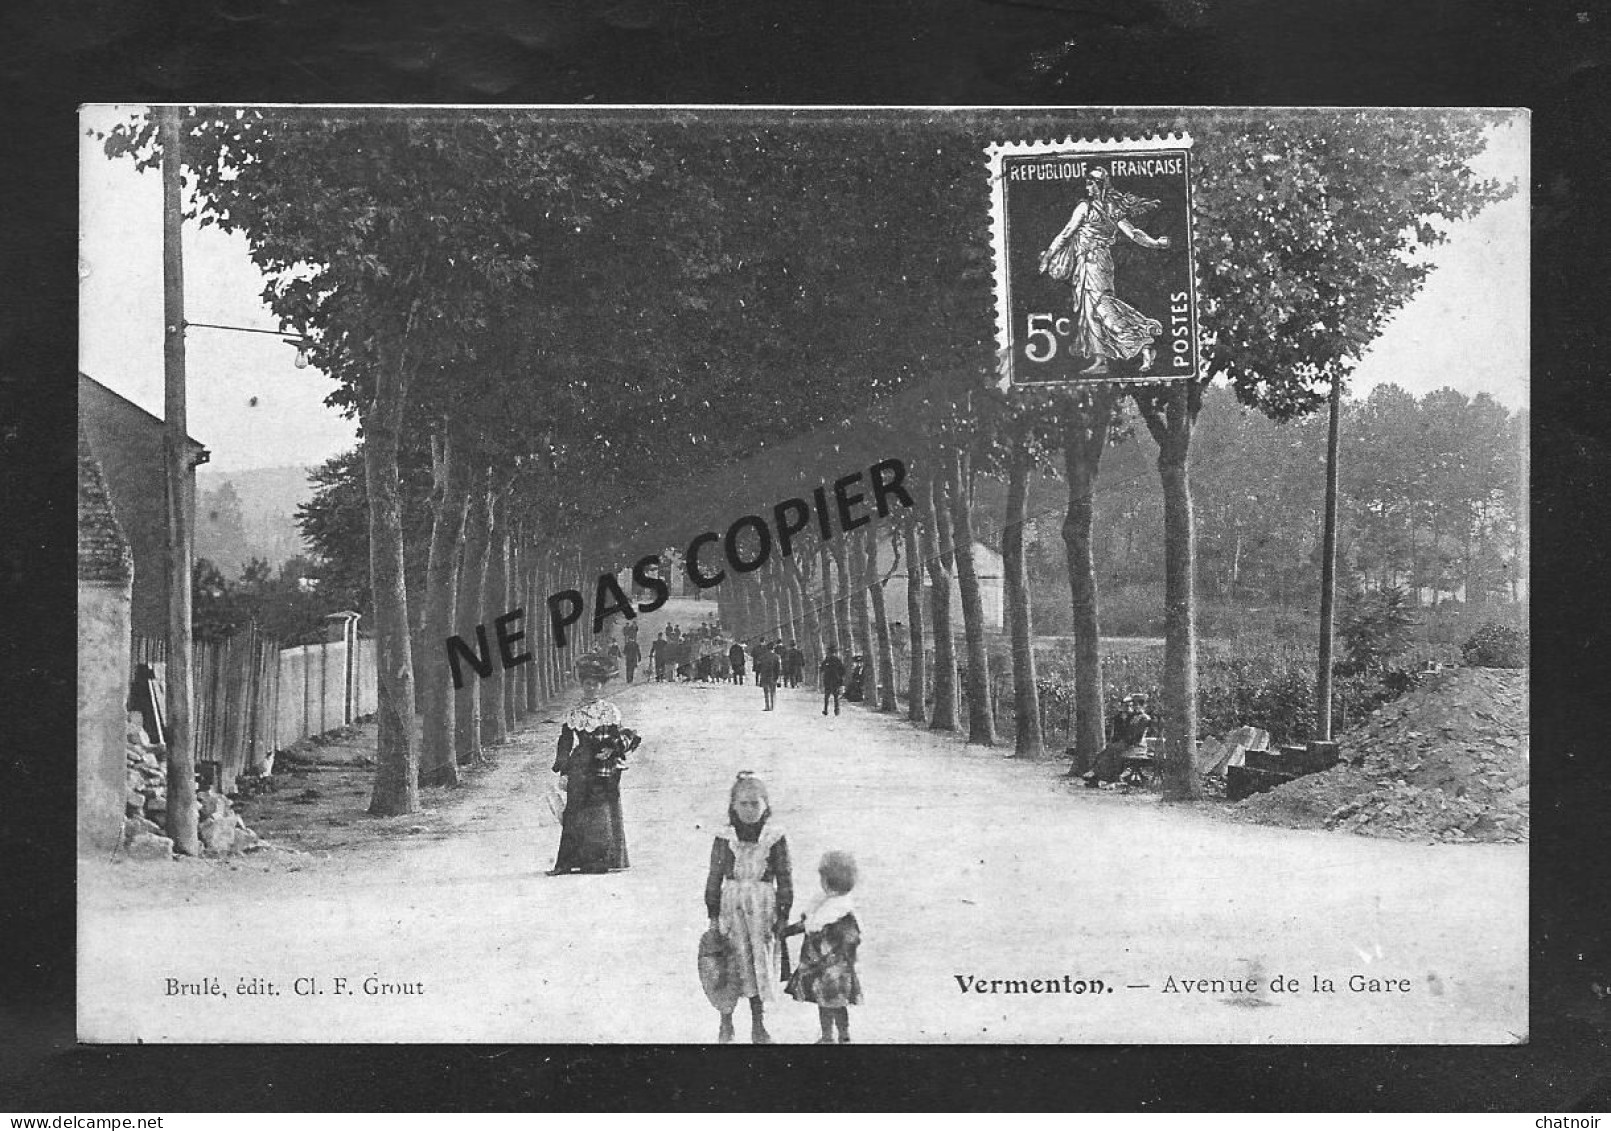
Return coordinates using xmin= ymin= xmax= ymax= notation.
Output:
xmin=196 ymin=465 xmax=317 ymax=578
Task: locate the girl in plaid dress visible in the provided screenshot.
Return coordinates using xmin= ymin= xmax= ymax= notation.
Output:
xmin=784 ymin=850 xmax=863 ymax=1043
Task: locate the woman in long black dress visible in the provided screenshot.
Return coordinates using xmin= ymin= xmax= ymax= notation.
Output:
xmin=549 ymin=653 xmax=639 ymax=875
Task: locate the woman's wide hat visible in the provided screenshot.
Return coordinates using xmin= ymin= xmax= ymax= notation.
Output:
xmin=698 ymin=927 xmax=741 ymax=1013
xmin=574 ymin=653 xmax=618 ymax=682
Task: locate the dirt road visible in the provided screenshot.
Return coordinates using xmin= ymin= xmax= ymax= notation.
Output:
xmin=79 ymin=676 xmax=1526 ymax=1044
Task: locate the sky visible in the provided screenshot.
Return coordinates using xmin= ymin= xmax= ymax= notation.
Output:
xmin=78 ymin=108 xmax=1529 ymax=475
xmin=1347 ymin=116 xmax=1528 ymax=410
xmin=79 ymin=106 xmax=361 ymax=474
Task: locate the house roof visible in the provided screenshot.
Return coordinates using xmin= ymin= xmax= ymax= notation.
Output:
xmin=78 ymin=426 xmax=133 ymax=585
xmin=970 ymin=541 xmax=1005 ymax=574
xmin=869 ymin=530 xmax=1004 ymax=578
xmin=79 ymin=372 xmax=210 ymax=461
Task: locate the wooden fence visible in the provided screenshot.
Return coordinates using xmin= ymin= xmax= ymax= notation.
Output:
xmin=130 ymin=628 xmax=377 ymax=794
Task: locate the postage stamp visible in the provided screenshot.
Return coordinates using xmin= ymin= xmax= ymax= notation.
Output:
xmin=988 ymin=135 xmax=1199 ymax=388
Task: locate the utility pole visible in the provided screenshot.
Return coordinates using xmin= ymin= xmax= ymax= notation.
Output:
xmin=160 ymin=105 xmax=199 ymax=854
xmin=1316 ymin=373 xmax=1343 ymax=743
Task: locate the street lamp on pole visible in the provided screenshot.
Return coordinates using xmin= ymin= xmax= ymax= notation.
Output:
xmin=184 ymin=319 xmax=313 ymax=368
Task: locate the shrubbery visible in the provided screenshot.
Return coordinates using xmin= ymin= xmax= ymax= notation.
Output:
xmin=1016 ymin=639 xmax=1418 ymax=749
xmin=1461 ymin=621 xmax=1528 ymax=668
xmin=1340 ymin=585 xmax=1416 ymax=673
xmin=964 ymin=596 xmax=1528 ymax=754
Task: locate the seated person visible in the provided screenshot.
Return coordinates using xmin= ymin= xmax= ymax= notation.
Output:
xmin=1083 ymin=693 xmax=1153 ymax=787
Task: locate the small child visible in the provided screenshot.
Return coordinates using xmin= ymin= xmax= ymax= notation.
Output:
xmin=704 ymin=772 xmax=793 ymax=1044
xmin=784 ymin=849 xmax=863 ymax=1043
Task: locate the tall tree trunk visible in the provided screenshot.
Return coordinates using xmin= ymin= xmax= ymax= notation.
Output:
xmin=724 ymin=581 xmax=740 ymax=639
xmin=903 ymin=516 xmax=927 ymax=723
xmin=736 ymin=577 xmax=755 ymax=643
xmin=454 ymin=473 xmax=491 ymax=765
xmin=866 ymin=525 xmax=899 ymax=712
xmin=537 ymin=553 xmax=556 ymax=703
xmin=949 ymin=449 xmax=996 ymax=745
xmin=1139 ymin=384 xmax=1202 ymax=802
xmin=1063 ymin=403 xmax=1113 ymax=768
xmin=832 ymin=539 xmax=855 ymax=660
xmin=481 ymin=493 xmax=509 ymax=748
xmin=789 ymin=556 xmax=823 ymax=686
xmin=779 ymin=560 xmax=804 ymax=653
xmin=1003 ymin=441 xmax=1043 ymax=758
xmin=772 ymin=563 xmax=793 ymax=644
xmin=506 ymin=523 xmax=525 ymax=724
xmin=826 ymin=537 xmax=848 ymax=660
xmin=846 ymin=528 xmax=877 ymax=700
xmin=922 ymin=471 xmax=959 ymax=732
xmin=818 ymin=540 xmax=844 ymax=660
xmin=407 ymin=524 xmax=431 ymax=716
xmin=544 ymin=553 xmax=563 ymax=699
xmin=757 ymin=569 xmax=778 ymax=644
xmin=420 ymin=427 xmax=469 ymax=787
xmin=715 ymin=585 xmax=731 ymax=633
xmin=524 ymin=539 xmax=541 ymax=708
xmin=365 ymin=330 xmax=421 ymax=817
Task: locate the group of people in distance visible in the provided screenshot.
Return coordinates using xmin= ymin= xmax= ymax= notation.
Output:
xmin=547 ymin=651 xmax=864 ymax=1044
xmin=600 ymin=614 xmax=877 ymax=722
xmin=618 ymin=619 xmax=809 ymax=691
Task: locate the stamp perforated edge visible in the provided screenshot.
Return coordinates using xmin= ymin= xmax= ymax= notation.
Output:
xmin=984 ymin=133 xmax=1197 ymax=392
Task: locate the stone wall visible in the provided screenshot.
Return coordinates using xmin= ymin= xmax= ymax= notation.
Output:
xmin=79 ymin=581 xmax=132 ymax=855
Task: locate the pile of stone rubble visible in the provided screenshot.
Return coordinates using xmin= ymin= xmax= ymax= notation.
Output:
xmin=119 ymin=716 xmax=264 ymax=860
xmin=1232 ymin=667 xmax=1528 ymax=844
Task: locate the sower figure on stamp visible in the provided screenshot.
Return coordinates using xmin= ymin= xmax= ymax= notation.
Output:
xmin=1039 ymin=166 xmax=1171 ymax=375
xmin=704 ymin=773 xmax=793 ymax=1044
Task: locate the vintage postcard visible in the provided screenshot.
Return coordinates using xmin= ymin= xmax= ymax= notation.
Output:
xmin=77 ymin=106 xmax=1528 ymax=1044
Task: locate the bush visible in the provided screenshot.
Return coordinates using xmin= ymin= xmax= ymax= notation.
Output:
xmin=1461 ymin=621 xmax=1528 ymax=668
xmin=1004 ymin=636 xmax=1422 ymax=751
xmin=1340 ymin=586 xmax=1416 ymax=673
xmin=1418 ymin=600 xmax=1527 ymax=650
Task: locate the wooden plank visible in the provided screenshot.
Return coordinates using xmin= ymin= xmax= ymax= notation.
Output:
xmin=319 ymin=638 xmax=329 ymax=735
xmin=244 ymin=632 xmax=260 ymax=774
xmin=258 ymin=636 xmax=275 ymax=768
xmin=205 ymin=638 xmax=224 ymax=775
xmin=268 ymin=647 xmax=281 ymax=757
xmin=194 ymin=640 xmax=210 ymax=765
xmin=220 ymin=630 xmax=249 ymax=792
